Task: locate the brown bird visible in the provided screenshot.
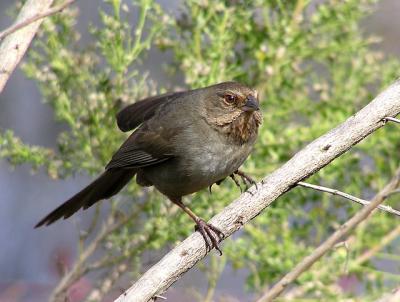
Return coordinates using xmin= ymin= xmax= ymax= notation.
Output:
xmin=35 ymin=81 xmax=262 ymax=254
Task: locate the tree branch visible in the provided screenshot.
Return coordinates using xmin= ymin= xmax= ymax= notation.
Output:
xmin=354 ymin=224 xmax=400 ymax=266
xmin=256 ymin=168 xmax=400 ymax=302
xmin=115 ymin=79 xmax=400 ymax=302
xmin=282 ymin=186 xmax=400 ymax=301
xmin=51 ymin=206 xmax=144 ymax=302
xmin=85 ymin=263 xmax=129 ymax=302
xmin=0 ymin=0 xmax=75 ymax=94
xmin=377 ymin=287 xmax=400 ymax=302
xmin=388 ymin=188 xmax=400 ymax=196
xmin=0 ymin=0 xmax=75 ymax=41
xmin=384 ymin=117 xmax=400 ymax=124
xmin=297 ymin=181 xmax=400 ymax=216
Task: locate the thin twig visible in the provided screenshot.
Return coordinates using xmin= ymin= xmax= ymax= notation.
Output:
xmin=354 ymin=224 xmax=400 ymax=266
xmin=0 ymin=0 xmax=75 ymax=94
xmin=256 ymin=168 xmax=400 ymax=302
xmin=85 ymin=263 xmax=129 ymax=302
xmin=115 ymin=80 xmax=400 ymax=302
xmin=82 ymin=204 xmax=102 ymax=242
xmin=87 ymin=233 xmax=151 ymax=271
xmin=384 ymin=117 xmax=400 ymax=124
xmin=50 ymin=204 xmax=145 ymax=302
xmin=283 ymin=196 xmax=400 ymax=300
xmin=297 ymin=181 xmax=400 ymax=216
xmin=0 ymin=0 xmax=75 ymax=41
xmin=203 ymin=255 xmax=226 ymax=302
xmin=387 ymin=188 xmax=400 ymax=197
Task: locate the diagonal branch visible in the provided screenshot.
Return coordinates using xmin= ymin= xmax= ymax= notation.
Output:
xmin=0 ymin=0 xmax=75 ymax=41
xmin=50 ymin=206 xmax=144 ymax=302
xmin=256 ymin=168 xmax=400 ymax=302
xmin=282 ymin=192 xmax=400 ymax=300
xmin=388 ymin=188 xmax=400 ymax=196
xmin=115 ymin=80 xmax=400 ymax=302
xmin=377 ymin=287 xmax=400 ymax=302
xmin=297 ymin=181 xmax=400 ymax=216
xmin=354 ymin=224 xmax=400 ymax=267
xmin=0 ymin=0 xmax=75 ymax=94
xmin=86 ymin=263 xmax=129 ymax=302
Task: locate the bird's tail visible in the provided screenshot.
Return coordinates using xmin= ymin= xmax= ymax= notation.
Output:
xmin=35 ymin=169 xmax=136 ymax=228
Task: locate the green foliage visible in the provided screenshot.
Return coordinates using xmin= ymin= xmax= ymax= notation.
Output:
xmin=1 ymin=0 xmax=400 ymax=300
xmin=0 ymin=130 xmax=60 ymax=178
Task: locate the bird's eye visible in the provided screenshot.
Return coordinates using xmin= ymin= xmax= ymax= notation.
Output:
xmin=224 ymin=94 xmax=236 ymax=104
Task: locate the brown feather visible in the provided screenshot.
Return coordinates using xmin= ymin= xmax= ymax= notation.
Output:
xmin=116 ymin=91 xmax=185 ymax=132
xmin=35 ymin=169 xmax=136 ymax=227
xmin=228 ymin=111 xmax=262 ymax=144
xmin=207 ymin=111 xmax=262 ymax=145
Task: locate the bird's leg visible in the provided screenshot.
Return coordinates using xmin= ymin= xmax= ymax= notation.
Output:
xmin=234 ymin=169 xmax=258 ymax=190
xmin=229 ymin=173 xmax=243 ymax=193
xmin=170 ymin=197 xmax=225 ymax=255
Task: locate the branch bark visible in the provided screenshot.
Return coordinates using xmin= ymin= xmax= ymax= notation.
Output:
xmin=0 ymin=0 xmax=68 ymax=94
xmin=0 ymin=0 xmax=74 ymax=41
xmin=377 ymin=287 xmax=400 ymax=302
xmin=384 ymin=117 xmax=400 ymax=124
xmin=256 ymin=168 xmax=400 ymax=302
xmin=115 ymin=79 xmax=400 ymax=302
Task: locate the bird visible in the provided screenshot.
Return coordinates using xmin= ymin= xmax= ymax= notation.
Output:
xmin=35 ymin=81 xmax=262 ymax=254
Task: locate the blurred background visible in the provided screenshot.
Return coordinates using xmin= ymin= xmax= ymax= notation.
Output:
xmin=1 ymin=0 xmax=400 ymax=301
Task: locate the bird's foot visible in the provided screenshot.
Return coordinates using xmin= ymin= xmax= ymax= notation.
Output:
xmin=194 ymin=218 xmax=225 ymax=255
xmin=230 ymin=173 xmax=243 ymax=193
xmin=234 ymin=170 xmax=258 ymax=191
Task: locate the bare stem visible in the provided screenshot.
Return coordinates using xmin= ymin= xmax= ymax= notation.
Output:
xmin=283 ymin=197 xmax=400 ymax=300
xmin=384 ymin=117 xmax=400 ymax=124
xmin=50 ymin=204 xmax=144 ymax=302
xmin=256 ymin=169 xmax=400 ymax=302
xmin=0 ymin=0 xmax=54 ymax=93
xmin=354 ymin=224 xmax=400 ymax=266
xmin=297 ymin=181 xmax=400 ymax=216
xmin=85 ymin=263 xmax=129 ymax=302
xmin=387 ymin=188 xmax=400 ymax=197
xmin=0 ymin=0 xmax=75 ymax=41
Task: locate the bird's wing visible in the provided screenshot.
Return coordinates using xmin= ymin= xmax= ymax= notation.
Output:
xmin=105 ymin=124 xmax=177 ymax=170
xmin=116 ymin=91 xmax=185 ymax=132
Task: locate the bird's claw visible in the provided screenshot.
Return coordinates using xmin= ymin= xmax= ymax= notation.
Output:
xmin=230 ymin=173 xmax=243 ymax=193
xmin=194 ymin=218 xmax=225 ymax=255
xmin=232 ymin=170 xmax=258 ymax=192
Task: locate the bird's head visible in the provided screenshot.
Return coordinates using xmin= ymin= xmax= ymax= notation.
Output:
xmin=200 ymin=81 xmax=262 ymax=143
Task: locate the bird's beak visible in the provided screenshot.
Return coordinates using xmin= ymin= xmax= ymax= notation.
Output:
xmin=242 ymin=95 xmax=259 ymax=112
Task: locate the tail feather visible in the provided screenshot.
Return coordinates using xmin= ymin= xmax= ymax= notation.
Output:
xmin=35 ymin=169 xmax=136 ymax=228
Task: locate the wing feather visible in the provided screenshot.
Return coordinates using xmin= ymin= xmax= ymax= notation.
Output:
xmin=106 ymin=124 xmax=177 ymax=170
xmin=116 ymin=91 xmax=185 ymax=132
xmin=105 ymin=149 xmax=169 ymax=169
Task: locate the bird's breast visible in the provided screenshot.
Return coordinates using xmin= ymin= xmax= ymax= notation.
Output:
xmin=175 ymin=123 xmax=255 ymax=191
xmin=141 ymin=119 xmax=255 ymax=198
xmin=189 ymin=139 xmax=250 ymax=178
